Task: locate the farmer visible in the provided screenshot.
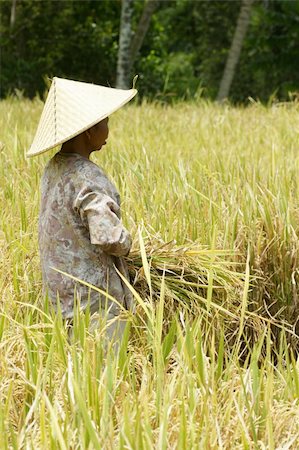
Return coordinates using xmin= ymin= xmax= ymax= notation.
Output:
xmin=27 ymin=77 xmax=137 ymax=345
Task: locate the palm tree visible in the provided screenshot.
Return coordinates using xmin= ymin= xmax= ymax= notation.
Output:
xmin=116 ymin=0 xmax=134 ymax=89
xmin=217 ymin=0 xmax=255 ymax=102
xmin=128 ymin=0 xmax=159 ymax=74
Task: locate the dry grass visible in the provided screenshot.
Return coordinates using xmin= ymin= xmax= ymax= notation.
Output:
xmin=0 ymin=97 xmax=299 ymax=448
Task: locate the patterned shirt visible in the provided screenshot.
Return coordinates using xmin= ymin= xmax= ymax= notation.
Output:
xmin=39 ymin=152 xmax=133 ymax=319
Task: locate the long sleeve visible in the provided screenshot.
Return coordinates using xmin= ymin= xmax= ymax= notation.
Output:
xmin=74 ymin=188 xmax=132 ymax=257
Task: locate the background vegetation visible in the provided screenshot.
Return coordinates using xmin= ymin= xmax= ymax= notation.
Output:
xmin=1 ymin=0 xmax=299 ymax=102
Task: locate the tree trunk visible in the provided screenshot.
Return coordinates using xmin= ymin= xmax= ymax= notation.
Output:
xmin=10 ymin=0 xmax=17 ymax=29
xmin=128 ymin=0 xmax=159 ymax=73
xmin=217 ymin=0 xmax=254 ymax=102
xmin=116 ymin=0 xmax=134 ymax=89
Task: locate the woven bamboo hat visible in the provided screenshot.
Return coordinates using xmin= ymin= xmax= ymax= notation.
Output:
xmin=27 ymin=77 xmax=137 ymax=157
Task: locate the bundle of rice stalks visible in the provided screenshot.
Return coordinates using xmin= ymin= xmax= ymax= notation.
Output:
xmin=128 ymin=238 xmax=243 ymax=312
xmin=127 ymin=234 xmax=298 ymax=353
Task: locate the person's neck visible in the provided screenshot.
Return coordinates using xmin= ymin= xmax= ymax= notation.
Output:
xmin=61 ymin=148 xmax=91 ymax=159
xmin=61 ymin=135 xmax=91 ymax=159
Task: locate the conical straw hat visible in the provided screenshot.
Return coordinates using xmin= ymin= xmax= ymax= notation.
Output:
xmin=27 ymin=77 xmax=137 ymax=157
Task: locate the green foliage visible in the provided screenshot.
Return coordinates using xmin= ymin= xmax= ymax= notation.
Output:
xmin=235 ymin=0 xmax=299 ymax=102
xmin=1 ymin=0 xmax=120 ymax=97
xmin=1 ymin=0 xmax=299 ymax=101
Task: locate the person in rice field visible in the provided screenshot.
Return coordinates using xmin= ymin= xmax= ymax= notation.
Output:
xmin=27 ymin=77 xmax=137 ymax=346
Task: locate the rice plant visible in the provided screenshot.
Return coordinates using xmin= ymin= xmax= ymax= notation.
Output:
xmin=0 ymin=97 xmax=299 ymax=448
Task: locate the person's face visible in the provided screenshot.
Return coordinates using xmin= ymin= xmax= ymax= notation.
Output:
xmin=88 ymin=117 xmax=109 ymax=151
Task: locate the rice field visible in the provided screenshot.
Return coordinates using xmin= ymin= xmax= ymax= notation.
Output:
xmin=0 ymin=96 xmax=299 ymax=448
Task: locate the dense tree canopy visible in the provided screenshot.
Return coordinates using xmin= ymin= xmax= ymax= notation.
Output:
xmin=1 ymin=0 xmax=299 ymax=103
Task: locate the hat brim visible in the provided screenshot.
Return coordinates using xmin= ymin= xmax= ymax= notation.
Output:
xmin=27 ymin=77 xmax=137 ymax=158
